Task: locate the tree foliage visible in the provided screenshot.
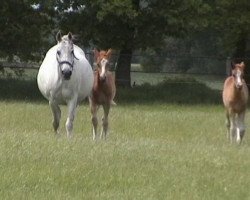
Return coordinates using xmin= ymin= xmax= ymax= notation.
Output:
xmin=58 ymin=0 xmax=210 ymax=49
xmin=57 ymin=0 xmax=211 ymax=86
xmin=208 ymin=0 xmax=250 ymax=57
xmin=0 ymin=0 xmax=55 ymax=60
xmin=1 ymin=0 xmax=250 ymax=85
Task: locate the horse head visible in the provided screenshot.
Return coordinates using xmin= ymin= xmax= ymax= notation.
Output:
xmin=56 ymin=31 xmax=78 ymax=80
xmin=232 ymin=62 xmax=245 ymax=90
xmin=94 ymin=48 xmax=112 ymax=82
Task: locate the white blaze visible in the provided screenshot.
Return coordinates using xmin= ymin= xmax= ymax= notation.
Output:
xmin=100 ymin=58 xmax=107 ymax=79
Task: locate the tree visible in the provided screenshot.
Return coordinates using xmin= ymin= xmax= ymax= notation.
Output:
xmin=209 ymin=1 xmax=250 ymax=56
xmin=57 ymin=0 xmax=211 ymax=87
xmin=0 ymin=0 xmax=55 ymax=61
xmin=209 ymin=0 xmax=250 ymax=83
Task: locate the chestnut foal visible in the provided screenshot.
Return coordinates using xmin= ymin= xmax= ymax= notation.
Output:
xmin=89 ymin=49 xmax=116 ymax=140
xmin=222 ymin=62 xmax=249 ymax=144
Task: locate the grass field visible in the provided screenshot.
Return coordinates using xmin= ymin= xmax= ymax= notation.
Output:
xmin=0 ymin=76 xmax=249 ymax=199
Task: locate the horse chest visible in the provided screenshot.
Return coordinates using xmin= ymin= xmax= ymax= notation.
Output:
xmin=226 ymin=94 xmax=248 ymax=113
xmin=59 ymin=81 xmax=76 ymax=98
xmin=61 ymin=87 xmax=73 ymax=99
xmin=92 ymin=86 xmax=112 ymax=104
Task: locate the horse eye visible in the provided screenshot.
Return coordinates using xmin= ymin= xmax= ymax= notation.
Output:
xmin=57 ymin=51 xmax=61 ymax=56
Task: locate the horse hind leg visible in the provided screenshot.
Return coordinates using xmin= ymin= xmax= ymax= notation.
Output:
xmin=49 ymin=101 xmax=61 ymax=135
xmin=225 ymin=111 xmax=230 ymax=141
xmin=100 ymin=104 xmax=110 ymax=139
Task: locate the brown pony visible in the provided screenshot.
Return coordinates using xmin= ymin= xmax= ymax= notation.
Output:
xmin=89 ymin=49 xmax=116 ymax=140
xmin=222 ymin=62 xmax=248 ymax=144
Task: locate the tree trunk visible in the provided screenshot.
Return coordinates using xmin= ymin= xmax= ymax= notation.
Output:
xmin=114 ymin=1 xmax=138 ymax=88
xmin=233 ymin=32 xmax=246 ymax=62
xmin=232 ymin=32 xmax=250 ymax=86
xmin=115 ymin=49 xmax=133 ymax=87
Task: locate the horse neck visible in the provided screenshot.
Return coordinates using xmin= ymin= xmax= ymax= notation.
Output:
xmin=93 ymin=70 xmax=103 ymax=90
xmin=93 ymin=70 xmax=110 ymax=91
xmin=230 ymin=78 xmax=244 ymax=97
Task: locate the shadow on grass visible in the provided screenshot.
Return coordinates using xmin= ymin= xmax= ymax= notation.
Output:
xmin=116 ymin=78 xmax=222 ymax=105
xmin=0 ymin=77 xmax=222 ymax=105
xmin=0 ymin=78 xmax=44 ymax=102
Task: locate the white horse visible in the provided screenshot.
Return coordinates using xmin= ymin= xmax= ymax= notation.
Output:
xmin=37 ymin=32 xmax=94 ymax=137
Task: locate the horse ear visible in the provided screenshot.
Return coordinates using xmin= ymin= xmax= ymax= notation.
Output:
xmin=56 ymin=31 xmax=62 ymax=43
xmin=106 ymin=49 xmax=112 ymax=59
xmin=240 ymin=61 xmax=245 ymax=70
xmin=68 ymin=32 xmax=73 ymax=40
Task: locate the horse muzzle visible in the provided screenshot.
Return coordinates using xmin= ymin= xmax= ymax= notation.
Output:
xmin=236 ymin=84 xmax=243 ymax=90
xmin=100 ymin=75 xmax=106 ymax=83
xmin=62 ymin=70 xmax=72 ymax=80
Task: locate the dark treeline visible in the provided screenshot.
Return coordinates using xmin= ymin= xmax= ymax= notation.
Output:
xmin=1 ymin=0 xmax=250 ymax=86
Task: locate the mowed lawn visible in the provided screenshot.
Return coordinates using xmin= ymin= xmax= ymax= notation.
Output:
xmin=0 ymin=77 xmax=249 ymax=199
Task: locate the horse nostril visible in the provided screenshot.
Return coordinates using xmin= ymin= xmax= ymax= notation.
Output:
xmin=100 ymin=75 xmax=106 ymax=82
xmin=236 ymin=83 xmax=243 ymax=89
xmin=62 ymin=70 xmax=72 ymax=80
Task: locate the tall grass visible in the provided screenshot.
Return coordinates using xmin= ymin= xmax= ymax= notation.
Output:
xmin=0 ymin=76 xmax=249 ymax=199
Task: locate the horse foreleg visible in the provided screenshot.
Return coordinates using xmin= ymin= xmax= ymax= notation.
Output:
xmin=229 ymin=114 xmax=236 ymax=143
xmin=101 ymin=104 xmax=110 ymax=139
xmin=49 ymin=100 xmax=61 ymax=135
xmin=225 ymin=111 xmax=230 ymax=141
xmin=90 ymin=100 xmax=98 ymax=140
xmin=236 ymin=111 xmax=246 ymax=144
xmin=66 ymin=99 xmax=77 ymax=138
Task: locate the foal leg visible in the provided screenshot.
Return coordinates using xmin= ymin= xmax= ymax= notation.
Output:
xmin=100 ymin=104 xmax=110 ymax=139
xmin=49 ymin=100 xmax=61 ymax=135
xmin=66 ymin=99 xmax=77 ymax=138
xmin=229 ymin=114 xmax=236 ymax=143
xmin=225 ymin=111 xmax=230 ymax=140
xmin=90 ymin=103 xmax=98 ymax=140
xmin=236 ymin=111 xmax=246 ymax=144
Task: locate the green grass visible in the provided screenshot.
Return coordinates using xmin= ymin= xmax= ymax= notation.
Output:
xmin=0 ymin=76 xmax=249 ymax=199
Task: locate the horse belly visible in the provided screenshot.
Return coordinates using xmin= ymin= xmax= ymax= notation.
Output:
xmin=37 ymin=69 xmax=54 ymax=100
